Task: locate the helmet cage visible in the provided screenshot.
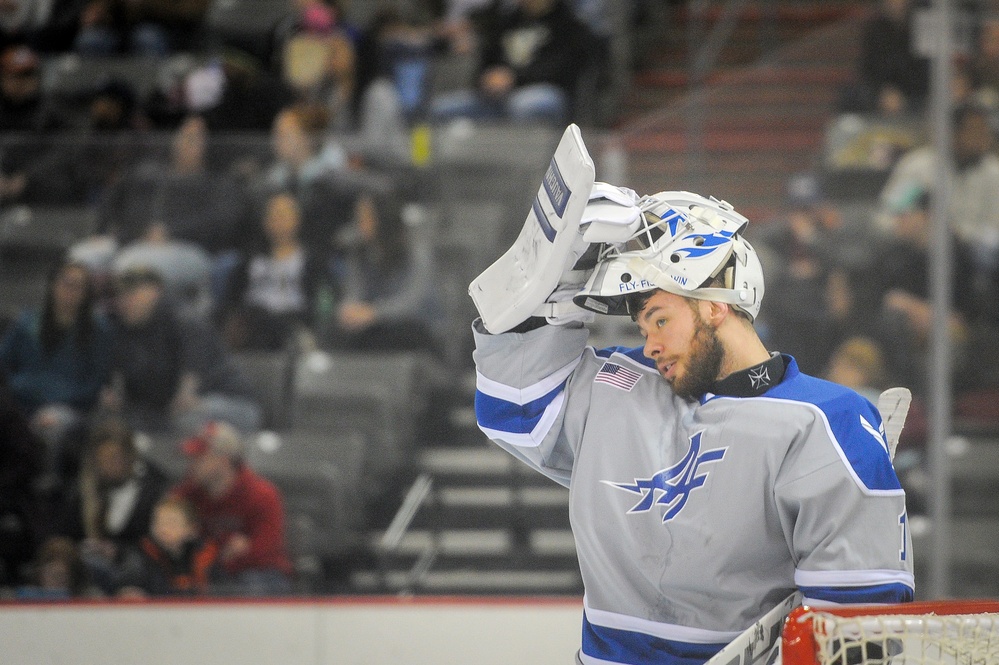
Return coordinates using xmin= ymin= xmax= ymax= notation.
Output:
xmin=573 ymin=191 xmax=764 ymax=320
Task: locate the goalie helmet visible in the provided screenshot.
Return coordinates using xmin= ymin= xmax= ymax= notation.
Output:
xmin=572 ymin=191 xmax=765 ymax=321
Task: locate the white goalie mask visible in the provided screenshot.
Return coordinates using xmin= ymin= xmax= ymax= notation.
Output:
xmin=573 ymin=191 xmax=765 ymax=320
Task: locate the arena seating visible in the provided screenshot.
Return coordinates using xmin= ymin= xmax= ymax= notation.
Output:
xmin=230 ymin=348 xmax=297 ymax=432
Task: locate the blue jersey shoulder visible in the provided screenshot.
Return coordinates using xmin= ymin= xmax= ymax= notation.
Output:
xmin=765 ymin=356 xmax=901 ymax=493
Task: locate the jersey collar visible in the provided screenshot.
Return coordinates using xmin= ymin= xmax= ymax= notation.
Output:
xmin=705 ymin=352 xmax=788 ymax=400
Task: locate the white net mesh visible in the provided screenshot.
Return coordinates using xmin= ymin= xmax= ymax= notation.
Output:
xmin=810 ymin=611 xmax=999 ymax=665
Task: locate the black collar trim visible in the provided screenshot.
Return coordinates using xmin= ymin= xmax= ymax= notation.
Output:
xmin=709 ymin=352 xmax=787 ymax=398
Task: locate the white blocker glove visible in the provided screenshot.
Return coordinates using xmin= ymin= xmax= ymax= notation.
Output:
xmin=469 ymin=124 xmax=644 ymax=333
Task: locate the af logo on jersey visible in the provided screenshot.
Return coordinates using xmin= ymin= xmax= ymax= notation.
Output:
xmin=603 ymin=431 xmax=726 ymax=522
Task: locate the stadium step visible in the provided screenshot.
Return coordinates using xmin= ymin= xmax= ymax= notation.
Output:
xmin=351 ymin=526 xmax=580 ymax=594
xmin=350 ymin=442 xmax=579 ymax=595
xmin=350 ymin=567 xmax=581 ymax=595
xmin=616 ymin=3 xmax=870 ymax=223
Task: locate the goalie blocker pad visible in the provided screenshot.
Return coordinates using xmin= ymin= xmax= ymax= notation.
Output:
xmin=468 ymin=123 xmax=596 ymax=334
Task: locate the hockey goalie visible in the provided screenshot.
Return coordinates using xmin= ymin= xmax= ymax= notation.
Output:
xmin=470 ymin=124 xmax=914 ymax=665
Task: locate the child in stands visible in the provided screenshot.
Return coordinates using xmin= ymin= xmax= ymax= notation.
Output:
xmin=118 ymin=496 xmax=219 ymax=597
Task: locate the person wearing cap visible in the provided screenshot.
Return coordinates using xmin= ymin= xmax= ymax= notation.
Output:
xmin=470 ymin=181 xmax=912 ymax=664
xmin=171 ymin=421 xmax=292 ymax=596
xmin=101 ymin=266 xmax=262 ymax=435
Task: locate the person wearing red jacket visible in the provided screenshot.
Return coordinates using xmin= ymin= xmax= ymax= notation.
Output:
xmin=171 ymin=421 xmax=293 ymax=596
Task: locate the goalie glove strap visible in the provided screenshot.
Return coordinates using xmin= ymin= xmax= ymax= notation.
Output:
xmin=534 ymin=300 xmax=595 ymax=325
xmin=508 ymin=316 xmax=549 ymax=333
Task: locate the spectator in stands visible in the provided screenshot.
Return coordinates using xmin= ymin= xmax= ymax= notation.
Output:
xmin=0 ymin=0 xmax=55 ymax=47
xmin=877 ymin=102 xmax=999 ymax=275
xmin=109 ymin=227 xmax=215 ymax=321
xmin=172 ymin=420 xmax=293 ymax=596
xmin=865 ymin=187 xmax=977 ymax=394
xmin=218 ymin=191 xmax=331 ymax=352
xmin=50 ymin=77 xmax=149 ymax=211
xmin=278 ymin=0 xmax=357 ymax=120
xmin=74 ymin=0 xmax=209 ymax=56
xmin=72 ymin=0 xmax=132 ymax=55
xmin=2 ymin=74 xmax=147 ymax=209
xmin=255 ymin=102 xmax=358 ymax=255
xmin=324 ymin=189 xmax=438 ymax=353
xmin=348 ymin=8 xmax=431 ymax=166
xmin=201 ymin=51 xmax=295 ymax=132
xmin=117 ymin=495 xmax=220 ymax=597
xmin=14 ymin=535 xmax=98 ymax=599
xmin=0 ymin=44 xmax=82 ymax=206
xmin=753 ymin=174 xmax=849 ymax=375
xmin=428 ymin=0 xmax=594 ymax=124
xmin=840 ymin=0 xmax=930 ymax=117
xmin=0 ymin=368 xmax=45 ymax=589
xmin=353 ymin=8 xmax=431 ymax=121
xmin=0 ymin=258 xmax=114 ymax=488
xmin=263 ymin=101 xmax=344 ymax=188
xmin=0 ymin=42 xmax=48 ymax=131
xmin=55 ymin=417 xmax=171 ymax=594
xmin=96 ymin=115 xmax=249 ymax=254
xmin=74 ymin=114 xmax=247 ymax=315
xmin=823 ymin=335 xmax=889 ymax=404
xmin=971 ymin=11 xmax=999 ymax=109
xmin=101 ymin=266 xmax=262 ymax=435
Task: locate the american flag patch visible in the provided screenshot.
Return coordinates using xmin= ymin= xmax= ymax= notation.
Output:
xmin=594 ymin=362 xmax=642 ymax=391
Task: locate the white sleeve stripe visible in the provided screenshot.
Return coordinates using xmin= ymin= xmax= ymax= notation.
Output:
xmin=475 ymin=354 xmax=581 ymax=404
xmin=478 ymin=390 xmax=566 ymax=449
xmin=795 ymin=568 xmax=915 ymax=588
xmin=583 ymin=597 xmax=741 ymax=644
xmin=800 ymin=598 xmax=890 ymax=609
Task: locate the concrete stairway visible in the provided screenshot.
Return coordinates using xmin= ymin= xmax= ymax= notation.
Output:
xmin=615 ymin=1 xmax=871 ymax=223
xmin=350 ymin=444 xmax=581 ymax=595
xmin=345 ymin=373 xmax=581 ymax=596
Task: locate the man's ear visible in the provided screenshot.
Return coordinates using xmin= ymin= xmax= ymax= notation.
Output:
xmin=698 ymin=300 xmax=729 ymax=328
xmin=702 ymin=299 xmax=729 ymax=326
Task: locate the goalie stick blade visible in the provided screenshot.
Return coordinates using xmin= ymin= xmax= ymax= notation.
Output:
xmin=877 ymin=387 xmax=912 ymax=461
xmin=704 ymin=592 xmax=802 ymax=665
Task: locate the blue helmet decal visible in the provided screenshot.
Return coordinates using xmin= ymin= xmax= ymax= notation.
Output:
xmin=658 ymin=207 xmax=686 ymax=237
xmin=671 ymin=230 xmax=734 ymax=259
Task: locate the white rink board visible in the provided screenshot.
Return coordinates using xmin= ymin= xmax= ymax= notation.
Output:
xmin=0 ymin=597 xmax=584 ymax=665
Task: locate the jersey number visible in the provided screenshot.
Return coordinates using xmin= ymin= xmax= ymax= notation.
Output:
xmin=898 ymin=511 xmax=908 ymax=562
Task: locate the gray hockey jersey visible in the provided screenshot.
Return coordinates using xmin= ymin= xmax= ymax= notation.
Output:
xmin=473 ymin=320 xmax=914 ymax=665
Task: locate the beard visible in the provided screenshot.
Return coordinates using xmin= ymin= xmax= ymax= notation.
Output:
xmin=669 ymin=312 xmax=724 ymax=401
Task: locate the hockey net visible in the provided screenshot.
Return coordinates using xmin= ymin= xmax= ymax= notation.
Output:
xmin=781 ymin=600 xmax=999 ymax=665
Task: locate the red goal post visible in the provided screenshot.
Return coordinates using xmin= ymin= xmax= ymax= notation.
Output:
xmin=781 ymin=599 xmax=999 ymax=665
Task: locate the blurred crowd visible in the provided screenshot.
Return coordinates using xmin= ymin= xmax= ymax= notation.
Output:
xmin=752 ymin=0 xmax=999 ymax=485
xmin=0 ymin=0 xmax=625 ymax=597
xmin=5 ymin=0 xmax=999 ymax=598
